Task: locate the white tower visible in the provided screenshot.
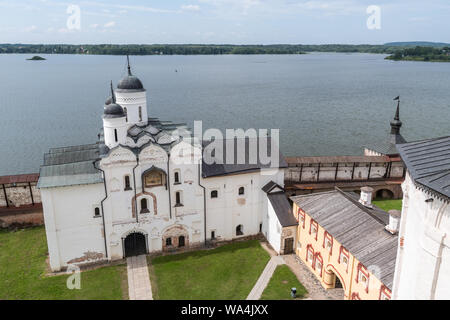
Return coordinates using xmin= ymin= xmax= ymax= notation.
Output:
xmin=103 ymin=81 xmax=128 ymax=149
xmin=114 ymin=55 xmax=148 ymax=128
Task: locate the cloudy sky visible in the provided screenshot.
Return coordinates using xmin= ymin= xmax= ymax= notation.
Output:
xmin=0 ymin=0 xmax=449 ymax=44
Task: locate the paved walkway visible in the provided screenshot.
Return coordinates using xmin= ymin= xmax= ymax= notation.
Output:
xmin=127 ymin=255 xmax=153 ymax=300
xmin=246 ymin=256 xmax=285 ymax=300
xmin=283 ymin=254 xmax=344 ymax=300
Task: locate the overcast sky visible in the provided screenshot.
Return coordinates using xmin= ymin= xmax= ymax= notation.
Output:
xmin=0 ymin=0 xmax=449 ymax=44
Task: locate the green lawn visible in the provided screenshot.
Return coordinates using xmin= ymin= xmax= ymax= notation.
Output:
xmin=0 ymin=226 xmax=128 ymax=300
xmin=372 ymin=199 xmax=403 ymax=212
xmin=260 ymin=265 xmax=307 ymax=300
xmin=149 ymin=240 xmax=271 ymax=300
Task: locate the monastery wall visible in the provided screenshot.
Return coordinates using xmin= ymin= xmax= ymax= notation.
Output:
xmin=286 ymin=161 xmax=404 ymax=184
xmin=0 ymin=182 xmax=41 ymax=207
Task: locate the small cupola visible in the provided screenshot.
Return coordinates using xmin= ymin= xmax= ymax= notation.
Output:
xmin=103 ymin=82 xmax=125 ymax=119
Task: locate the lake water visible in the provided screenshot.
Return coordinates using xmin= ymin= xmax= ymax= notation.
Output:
xmin=0 ymin=53 xmax=449 ymax=176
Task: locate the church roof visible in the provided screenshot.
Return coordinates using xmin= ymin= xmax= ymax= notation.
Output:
xmin=397 ymin=136 xmax=450 ymax=200
xmin=291 ymin=189 xmax=398 ymax=290
xmin=364 ymin=135 xmax=406 ymax=156
xmin=37 ymin=143 xmax=103 ymax=189
xmin=116 ymin=56 xmax=145 ymax=92
xmin=104 ymin=81 xmax=125 ymax=119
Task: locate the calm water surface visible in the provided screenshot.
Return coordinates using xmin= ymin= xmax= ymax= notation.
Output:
xmin=0 ymin=53 xmax=449 ymax=175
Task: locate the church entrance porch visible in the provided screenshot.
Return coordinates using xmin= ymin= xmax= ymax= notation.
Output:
xmin=162 ymin=225 xmax=189 ymax=252
xmin=124 ymin=232 xmax=148 ymax=257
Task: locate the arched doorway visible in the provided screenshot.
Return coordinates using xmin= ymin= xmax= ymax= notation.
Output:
xmin=375 ymin=189 xmax=394 ymax=199
xmin=124 ymin=232 xmax=147 ymax=257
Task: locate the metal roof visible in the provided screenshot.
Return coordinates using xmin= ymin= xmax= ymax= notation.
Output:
xmin=267 ymin=192 xmax=298 ymax=227
xmin=363 ymin=132 xmax=406 ymax=156
xmin=397 ymin=136 xmax=450 ymax=200
xmin=290 ymin=189 xmax=398 ymax=290
xmin=202 ymin=137 xmax=288 ymax=178
xmin=38 ymin=143 xmax=103 ymax=189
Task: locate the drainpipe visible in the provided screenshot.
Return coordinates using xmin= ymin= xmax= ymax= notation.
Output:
xmin=167 ymin=155 xmax=172 ymax=219
xmin=93 ymin=160 xmax=108 ymax=259
xmin=198 ymin=163 xmax=207 ymax=244
xmin=133 ymin=156 xmax=139 ymax=223
xmin=3 ymin=184 xmax=9 ymax=208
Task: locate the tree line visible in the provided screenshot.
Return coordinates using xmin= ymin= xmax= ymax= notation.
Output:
xmin=0 ymin=44 xmax=411 ymax=55
xmin=386 ymin=46 xmax=450 ymax=62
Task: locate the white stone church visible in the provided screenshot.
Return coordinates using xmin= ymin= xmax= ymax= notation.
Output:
xmin=38 ymin=58 xmax=292 ymax=272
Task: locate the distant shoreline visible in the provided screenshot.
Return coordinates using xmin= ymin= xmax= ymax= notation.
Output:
xmin=0 ymin=43 xmax=421 ymax=56
xmin=385 ymin=46 xmax=450 ymax=62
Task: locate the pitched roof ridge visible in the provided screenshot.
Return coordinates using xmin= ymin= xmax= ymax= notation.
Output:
xmin=334 ymin=187 xmax=387 ymax=225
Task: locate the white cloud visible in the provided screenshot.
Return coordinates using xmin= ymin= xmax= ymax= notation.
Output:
xmin=181 ymin=4 xmax=200 ymax=11
xmin=104 ymin=21 xmax=116 ymax=28
xmin=90 ymin=23 xmax=99 ymax=29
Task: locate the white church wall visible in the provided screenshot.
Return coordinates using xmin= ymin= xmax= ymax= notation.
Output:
xmin=41 ymin=183 xmax=106 ymax=271
xmin=115 ymin=91 xmax=147 ymax=127
xmin=263 ymin=198 xmax=282 ymax=254
xmin=393 ymin=172 xmax=450 ymax=299
xmin=103 ymin=117 xmax=127 ymax=149
xmin=202 ymin=168 xmax=284 ymax=242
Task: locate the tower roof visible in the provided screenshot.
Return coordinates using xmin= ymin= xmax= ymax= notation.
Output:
xmin=363 ymin=96 xmax=406 ymax=156
xmin=104 ymin=81 xmax=125 ymax=119
xmin=117 ymin=55 xmax=145 ymax=92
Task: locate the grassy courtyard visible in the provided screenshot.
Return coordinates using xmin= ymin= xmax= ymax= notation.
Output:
xmin=260 ymin=265 xmax=307 ymax=300
xmin=0 ymin=227 xmax=128 ymax=300
xmin=149 ymin=240 xmax=271 ymax=300
xmin=372 ymin=199 xmax=403 ymax=212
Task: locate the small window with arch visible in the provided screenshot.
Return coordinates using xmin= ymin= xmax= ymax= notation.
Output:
xmin=238 ymin=186 xmax=245 ymax=195
xmin=211 ymin=190 xmax=218 ymax=198
xmin=94 ymin=207 xmax=101 ymax=217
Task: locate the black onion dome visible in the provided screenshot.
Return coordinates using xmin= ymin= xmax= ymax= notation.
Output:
xmin=117 ymin=75 xmax=144 ymax=91
xmin=104 ymin=81 xmax=125 ymax=119
xmin=103 ymin=102 xmax=125 ymax=119
xmin=117 ymin=55 xmax=145 ymax=91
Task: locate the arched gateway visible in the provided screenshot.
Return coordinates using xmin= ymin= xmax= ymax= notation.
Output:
xmin=123 ymin=232 xmax=148 ymax=257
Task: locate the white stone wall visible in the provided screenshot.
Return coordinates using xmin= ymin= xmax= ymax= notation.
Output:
xmin=103 ymin=116 xmax=128 ymax=149
xmin=263 ymin=198 xmax=282 ymax=254
xmin=202 ymin=168 xmax=284 ymax=242
xmin=392 ymin=172 xmax=450 ymax=299
xmin=115 ymin=91 xmax=148 ymax=127
xmin=40 ymin=184 xmax=106 ymax=271
xmin=285 ymin=161 xmax=403 ymax=182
